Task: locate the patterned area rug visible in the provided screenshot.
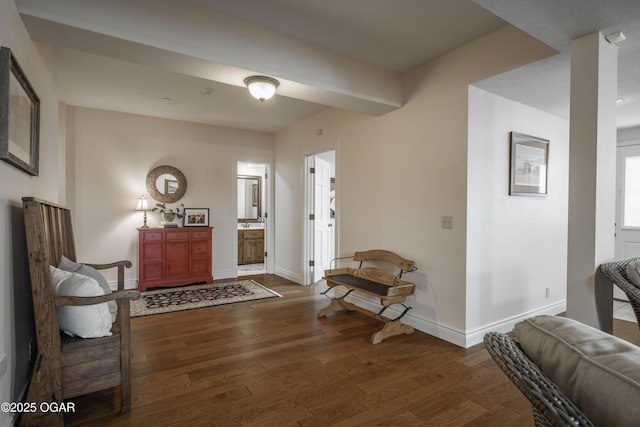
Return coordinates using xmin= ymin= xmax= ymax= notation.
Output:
xmin=130 ymin=280 xmax=281 ymax=317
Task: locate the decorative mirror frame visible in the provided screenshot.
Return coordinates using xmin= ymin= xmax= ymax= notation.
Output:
xmin=146 ymin=165 xmax=187 ymax=203
xmin=238 ymin=174 xmax=262 ymax=222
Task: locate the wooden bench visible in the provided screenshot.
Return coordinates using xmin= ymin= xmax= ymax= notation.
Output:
xmin=20 ymin=197 xmax=141 ymax=426
xmin=318 ymin=249 xmax=417 ymax=344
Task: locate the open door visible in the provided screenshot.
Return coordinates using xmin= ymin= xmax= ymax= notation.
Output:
xmin=615 ymin=143 xmax=640 ymax=299
xmin=306 ymin=152 xmax=335 ymax=284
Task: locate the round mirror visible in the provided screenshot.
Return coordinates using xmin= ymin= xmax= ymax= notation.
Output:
xmin=146 ymin=165 xmax=187 ymax=203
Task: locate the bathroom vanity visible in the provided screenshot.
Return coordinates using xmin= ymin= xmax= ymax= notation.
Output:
xmin=238 ymin=228 xmax=264 ymax=265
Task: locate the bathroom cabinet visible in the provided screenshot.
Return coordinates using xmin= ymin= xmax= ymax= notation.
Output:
xmin=238 ymin=228 xmax=264 ymax=265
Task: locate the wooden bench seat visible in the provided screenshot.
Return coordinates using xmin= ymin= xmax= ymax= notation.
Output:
xmin=318 ymin=249 xmax=417 ymax=344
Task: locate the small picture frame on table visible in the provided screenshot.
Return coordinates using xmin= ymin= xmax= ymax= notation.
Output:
xmin=184 ymin=208 xmax=209 ymax=227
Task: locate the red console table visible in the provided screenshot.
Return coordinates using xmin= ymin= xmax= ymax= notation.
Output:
xmin=138 ymin=227 xmax=213 ymax=291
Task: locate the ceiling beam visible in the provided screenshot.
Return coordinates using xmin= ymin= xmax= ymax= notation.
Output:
xmin=18 ymin=0 xmax=403 ymax=115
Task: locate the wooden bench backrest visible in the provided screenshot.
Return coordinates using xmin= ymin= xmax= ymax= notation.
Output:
xmin=22 ymin=197 xmax=78 ymax=396
xmin=353 ymin=249 xmax=415 ymax=272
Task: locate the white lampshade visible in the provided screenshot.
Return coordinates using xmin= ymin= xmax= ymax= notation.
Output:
xmin=135 ymin=195 xmax=150 ymax=228
xmin=135 ymin=195 xmax=149 ymax=211
xmin=244 ymin=76 xmax=279 ymax=102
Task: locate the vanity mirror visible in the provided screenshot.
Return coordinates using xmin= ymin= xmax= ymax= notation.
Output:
xmin=146 ymin=165 xmax=187 ymax=203
xmin=238 ymin=175 xmax=261 ymax=221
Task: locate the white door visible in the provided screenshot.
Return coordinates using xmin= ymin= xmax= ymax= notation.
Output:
xmin=615 ymin=144 xmax=640 ymax=299
xmin=313 ymin=156 xmax=332 ymax=282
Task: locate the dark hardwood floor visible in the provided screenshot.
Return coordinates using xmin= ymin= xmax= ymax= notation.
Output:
xmin=64 ymin=274 xmax=640 ymax=426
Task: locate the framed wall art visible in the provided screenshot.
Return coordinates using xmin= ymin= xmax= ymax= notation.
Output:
xmin=509 ymin=131 xmax=549 ymax=196
xmin=0 ymin=46 xmax=40 ymax=176
xmin=184 ymin=208 xmax=209 ymax=227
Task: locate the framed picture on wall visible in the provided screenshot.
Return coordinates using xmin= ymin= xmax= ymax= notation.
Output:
xmin=251 ymin=183 xmax=258 ymax=206
xmin=184 ymin=208 xmax=209 ymax=227
xmin=0 ymin=46 xmax=40 ymax=176
xmin=509 ymin=131 xmax=549 ymax=196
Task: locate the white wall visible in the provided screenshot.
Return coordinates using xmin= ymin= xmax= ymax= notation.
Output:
xmin=273 ymin=25 xmax=558 ymax=346
xmin=65 ymin=106 xmax=273 ymax=283
xmin=0 ymin=2 xmax=60 ymax=425
xmin=466 ymin=86 xmax=569 ymax=345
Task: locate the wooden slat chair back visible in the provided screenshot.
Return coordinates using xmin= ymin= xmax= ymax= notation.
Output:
xmin=319 ymin=249 xmax=417 ymax=344
xmin=21 ymin=197 xmax=140 ymax=426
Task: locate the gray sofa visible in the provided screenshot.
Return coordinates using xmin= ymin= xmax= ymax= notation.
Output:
xmin=485 ymin=315 xmax=640 ymax=427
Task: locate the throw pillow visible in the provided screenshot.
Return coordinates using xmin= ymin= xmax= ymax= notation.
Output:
xmin=514 ymin=315 xmax=640 ymax=427
xmin=626 ymin=260 xmax=640 ymax=288
xmin=58 ymin=255 xmax=117 ymax=322
xmin=49 ymin=265 xmax=113 ymax=338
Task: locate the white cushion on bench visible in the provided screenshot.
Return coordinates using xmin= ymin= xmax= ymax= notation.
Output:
xmin=514 ymin=315 xmax=640 ymax=427
xmin=58 ymin=255 xmax=117 ymax=322
xmin=49 ymin=266 xmax=113 ymax=338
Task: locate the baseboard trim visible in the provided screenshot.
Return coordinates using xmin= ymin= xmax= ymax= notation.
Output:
xmin=342 ymin=291 xmax=566 ymax=348
xmin=213 ymin=270 xmax=236 ymax=280
xmin=109 ymin=279 xmax=138 ymax=290
xmin=462 ymin=301 xmax=567 ymax=347
xmin=274 ymin=267 xmax=303 ymax=284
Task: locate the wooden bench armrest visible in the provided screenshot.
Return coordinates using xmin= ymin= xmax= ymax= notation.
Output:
xmin=54 ymin=290 xmax=141 ymax=307
xmin=83 ymin=260 xmax=132 ymax=291
xmin=84 ymin=260 xmax=133 ymax=270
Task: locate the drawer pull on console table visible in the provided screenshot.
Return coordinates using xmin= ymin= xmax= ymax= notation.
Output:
xmin=318 ymin=249 xmax=417 ymax=344
xmin=138 ymin=227 xmax=213 ymax=291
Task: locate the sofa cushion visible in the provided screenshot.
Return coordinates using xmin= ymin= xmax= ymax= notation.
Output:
xmin=513 ymin=315 xmax=640 ymax=427
xmin=58 ymin=255 xmax=117 ymax=322
xmin=626 ymin=260 xmax=640 ymax=288
xmin=49 ymin=266 xmax=113 ymax=338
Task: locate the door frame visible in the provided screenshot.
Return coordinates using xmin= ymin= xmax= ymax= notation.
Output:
xmin=233 ymin=159 xmax=273 ymax=278
xmin=303 ymin=148 xmax=338 ymax=285
xmin=614 ymin=140 xmax=640 ymax=299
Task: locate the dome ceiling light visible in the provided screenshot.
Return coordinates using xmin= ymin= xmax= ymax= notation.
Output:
xmin=244 ymin=76 xmax=279 ymax=102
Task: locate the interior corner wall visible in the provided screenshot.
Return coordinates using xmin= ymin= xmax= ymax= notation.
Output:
xmin=0 ymin=2 xmax=61 ymax=425
xmin=65 ymin=107 xmax=273 ymax=284
xmin=466 ymin=86 xmax=569 ymax=344
xmin=273 ymin=25 xmax=558 ymax=347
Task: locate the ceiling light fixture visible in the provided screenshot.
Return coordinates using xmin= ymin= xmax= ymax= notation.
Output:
xmin=244 ymin=76 xmax=279 ymax=102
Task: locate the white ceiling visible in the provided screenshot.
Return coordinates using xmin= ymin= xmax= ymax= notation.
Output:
xmin=475 ymin=0 xmax=640 ymax=129
xmin=14 ymin=0 xmax=640 ymax=132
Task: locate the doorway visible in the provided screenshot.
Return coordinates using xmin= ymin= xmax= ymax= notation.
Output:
xmin=615 ymin=143 xmax=640 ymax=300
xmin=305 ymin=150 xmax=336 ymax=284
xmin=237 ymin=161 xmax=267 ymax=276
